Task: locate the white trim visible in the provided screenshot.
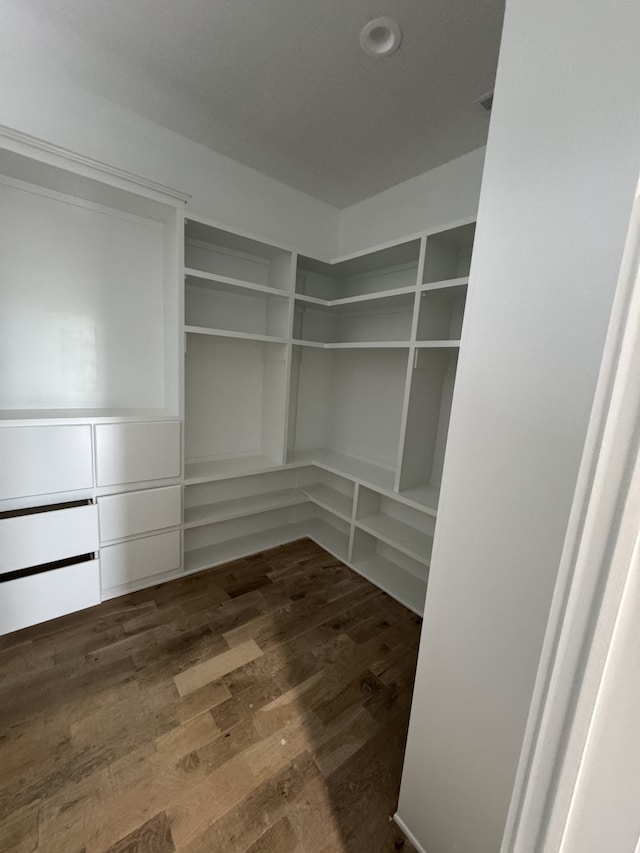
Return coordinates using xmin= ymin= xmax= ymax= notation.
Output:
xmin=394 ymin=812 xmax=429 ymax=853
xmin=0 ymin=123 xmax=191 ymax=204
xmin=503 ymin=184 xmax=640 ymax=851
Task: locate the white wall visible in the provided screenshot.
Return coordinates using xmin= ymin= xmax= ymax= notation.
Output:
xmin=397 ymin=0 xmax=640 ymax=851
xmin=338 ymin=148 xmax=485 ymax=256
xmin=0 ymin=54 xmax=338 ymax=259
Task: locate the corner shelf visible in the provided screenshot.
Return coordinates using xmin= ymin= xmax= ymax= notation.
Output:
xmin=306 ymin=518 xmax=350 ymax=562
xmin=302 ymin=483 xmax=353 ymax=522
xmin=288 ymin=449 xmax=397 ymax=493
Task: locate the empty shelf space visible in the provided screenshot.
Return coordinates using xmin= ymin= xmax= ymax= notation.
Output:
xmin=352 ymin=554 xmax=427 ymax=615
xmin=289 ymin=449 xmax=397 ymax=493
xmin=356 ymin=513 xmax=432 ymax=564
xmin=184 ymin=488 xmax=306 ymax=529
xmin=185 ymin=326 xmax=288 ymax=344
xmin=414 ymin=341 xmax=461 ymax=348
xmin=185 ymin=267 xmax=289 ymax=298
xmin=302 ymin=483 xmax=353 ymax=521
xmin=398 ymin=483 xmax=440 ymax=516
xmin=184 ymin=522 xmax=308 ymax=574
xmin=306 ymin=518 xmax=350 ymax=562
xmin=185 ymin=454 xmax=283 ymax=484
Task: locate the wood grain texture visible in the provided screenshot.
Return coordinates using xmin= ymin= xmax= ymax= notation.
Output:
xmin=0 ymin=538 xmax=420 ymax=852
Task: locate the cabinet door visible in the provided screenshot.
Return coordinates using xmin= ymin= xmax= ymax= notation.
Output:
xmin=95 ymin=421 xmax=181 ymax=487
xmin=0 ymin=503 xmax=98 ymax=575
xmin=0 ymin=426 xmax=93 ymax=500
xmin=100 ymin=530 xmax=181 ymax=589
xmin=98 ymin=485 xmax=181 ymax=543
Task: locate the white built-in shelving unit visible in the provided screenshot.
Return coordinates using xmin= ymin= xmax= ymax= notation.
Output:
xmin=0 ymin=130 xmax=475 ymax=633
xmin=182 ymin=214 xmax=475 ymax=614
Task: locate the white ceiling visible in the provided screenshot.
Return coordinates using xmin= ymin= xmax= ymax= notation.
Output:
xmin=3 ymin=0 xmax=505 ymax=207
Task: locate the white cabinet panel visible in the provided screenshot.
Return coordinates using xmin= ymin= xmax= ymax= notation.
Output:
xmin=0 ymin=559 xmax=100 ymax=637
xmin=95 ymin=421 xmax=181 ymax=486
xmin=0 ymin=426 xmax=93 ymax=500
xmin=100 ymin=530 xmax=181 ymax=589
xmin=98 ymin=486 xmax=181 ymax=543
xmin=0 ymin=503 xmax=98 ymax=575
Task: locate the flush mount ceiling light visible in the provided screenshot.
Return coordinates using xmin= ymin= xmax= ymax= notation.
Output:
xmin=359 ymin=17 xmax=402 ymax=58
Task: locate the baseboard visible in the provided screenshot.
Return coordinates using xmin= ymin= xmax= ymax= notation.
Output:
xmin=393 ymin=812 xmax=428 ymax=853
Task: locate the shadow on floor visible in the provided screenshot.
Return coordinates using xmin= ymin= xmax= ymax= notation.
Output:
xmin=0 ymin=537 xmax=421 ymax=852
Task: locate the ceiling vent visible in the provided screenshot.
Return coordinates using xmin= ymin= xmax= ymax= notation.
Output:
xmin=476 ymin=91 xmax=494 ymax=114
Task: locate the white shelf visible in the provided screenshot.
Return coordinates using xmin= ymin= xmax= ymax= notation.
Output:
xmin=185 ymin=454 xmax=283 ymax=484
xmin=289 ymin=449 xmax=397 ymax=493
xmin=419 ymin=276 xmax=469 ymax=293
xmin=295 ymin=285 xmax=417 ymax=308
xmin=414 ymin=340 xmax=461 ymax=348
xmin=185 ymin=325 xmax=287 ymax=344
xmin=184 ymin=522 xmax=308 ymax=574
xmin=184 ymin=488 xmax=306 ymax=529
xmin=302 ymin=483 xmax=353 ymax=521
xmin=306 ymin=518 xmax=350 ymax=562
xmin=353 ymin=555 xmax=427 ymax=615
xmin=185 ymin=267 xmax=290 ymax=298
xmin=356 ymin=513 xmax=432 ymax=564
xmin=399 ymin=483 xmax=440 ymax=516
xmin=291 ymin=340 xmax=410 ymax=349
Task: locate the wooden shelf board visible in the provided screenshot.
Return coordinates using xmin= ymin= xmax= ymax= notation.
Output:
xmin=414 ymin=340 xmax=461 ymax=348
xmin=289 ymin=449 xmax=397 ymax=493
xmin=419 ymin=276 xmax=469 ymax=292
xmin=295 ymin=286 xmax=416 ymax=308
xmin=185 ymin=326 xmax=288 ymax=344
xmin=306 ymin=518 xmax=350 ymax=562
xmin=291 ymin=340 xmax=410 ymax=349
xmin=302 ymin=484 xmax=353 ymax=522
xmin=352 ymin=555 xmax=427 ymax=616
xmin=184 ymin=488 xmax=307 ymax=529
xmin=185 ymin=454 xmax=283 ymax=484
xmin=185 ymin=267 xmax=290 ymax=298
xmin=356 ymin=513 xmax=432 ymax=564
xmin=398 ymin=483 xmax=440 ymax=516
xmin=184 ymin=522 xmax=308 ymax=574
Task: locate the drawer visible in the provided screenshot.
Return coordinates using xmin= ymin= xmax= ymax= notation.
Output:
xmin=0 ymin=503 xmax=99 ymax=576
xmin=0 ymin=425 xmax=93 ymax=500
xmin=98 ymin=485 xmax=181 ymax=543
xmin=0 ymin=558 xmax=100 ymax=637
xmin=95 ymin=421 xmax=181 ymax=487
xmin=100 ymin=530 xmax=181 ymax=589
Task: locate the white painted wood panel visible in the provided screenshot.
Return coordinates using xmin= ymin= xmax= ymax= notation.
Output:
xmin=0 ymin=559 xmax=100 ymax=636
xmin=100 ymin=530 xmax=181 ymax=588
xmin=0 ymin=425 xmax=93 ymax=500
xmin=95 ymin=421 xmax=181 ymax=486
xmin=0 ymin=503 xmax=98 ymax=575
xmin=0 ymin=178 xmax=166 ymax=412
xmin=98 ymin=485 xmax=181 ymax=543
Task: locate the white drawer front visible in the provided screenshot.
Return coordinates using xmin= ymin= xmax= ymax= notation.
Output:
xmin=95 ymin=421 xmax=181 ymax=487
xmin=98 ymin=486 xmax=181 ymax=543
xmin=0 ymin=559 xmax=100 ymax=636
xmin=100 ymin=530 xmax=181 ymax=589
xmin=0 ymin=504 xmax=99 ymax=575
xmin=0 ymin=426 xmax=93 ymax=500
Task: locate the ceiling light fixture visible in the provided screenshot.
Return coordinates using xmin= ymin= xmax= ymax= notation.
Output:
xmin=359 ymin=17 xmax=402 ymax=58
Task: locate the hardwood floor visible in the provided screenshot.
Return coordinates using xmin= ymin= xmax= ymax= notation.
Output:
xmin=0 ymin=538 xmax=421 ymax=853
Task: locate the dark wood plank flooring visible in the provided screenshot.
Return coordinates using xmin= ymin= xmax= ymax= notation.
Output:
xmin=0 ymin=538 xmax=421 ymax=852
